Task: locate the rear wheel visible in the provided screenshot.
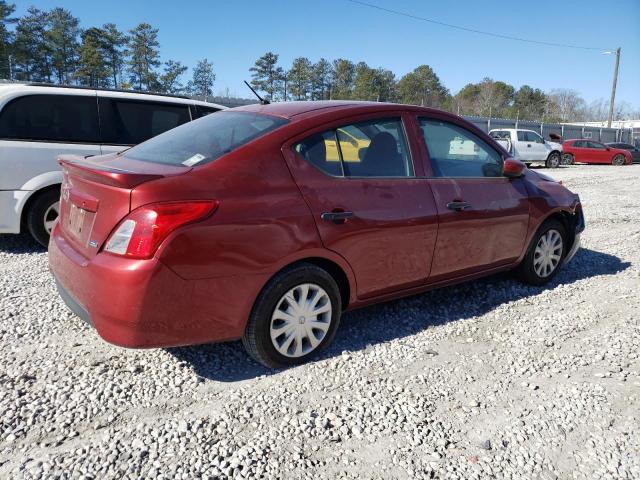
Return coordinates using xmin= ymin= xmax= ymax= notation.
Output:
xmin=612 ymin=154 xmax=626 ymax=166
xmin=562 ymin=153 xmax=574 ymax=165
xmin=516 ymin=218 xmax=566 ymax=286
xmin=26 ymin=188 xmax=61 ymax=247
xmin=546 ymin=152 xmax=561 ymax=168
xmin=242 ymin=263 xmax=342 ymax=368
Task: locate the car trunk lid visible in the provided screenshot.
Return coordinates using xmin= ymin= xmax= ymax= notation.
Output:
xmin=58 ymin=153 xmax=190 ymax=259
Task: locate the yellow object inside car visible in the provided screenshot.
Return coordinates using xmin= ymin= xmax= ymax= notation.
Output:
xmin=325 ymin=126 xmax=371 ymax=162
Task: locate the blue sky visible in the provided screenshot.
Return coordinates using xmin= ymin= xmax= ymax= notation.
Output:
xmin=16 ymin=0 xmax=640 ymax=108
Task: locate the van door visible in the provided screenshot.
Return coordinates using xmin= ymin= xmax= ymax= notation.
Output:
xmin=98 ymin=96 xmax=192 ymax=154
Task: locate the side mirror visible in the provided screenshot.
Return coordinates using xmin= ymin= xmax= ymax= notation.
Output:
xmin=606 ymin=147 xmax=610 ymax=151
xmin=503 ymin=158 xmax=526 ymax=178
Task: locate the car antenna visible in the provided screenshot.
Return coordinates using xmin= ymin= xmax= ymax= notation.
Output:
xmin=244 ymin=80 xmax=270 ymax=105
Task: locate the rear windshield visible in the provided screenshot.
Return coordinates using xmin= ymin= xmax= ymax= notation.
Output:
xmin=123 ymin=111 xmax=288 ymax=166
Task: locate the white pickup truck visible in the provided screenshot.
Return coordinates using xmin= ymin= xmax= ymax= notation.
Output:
xmin=488 ymin=128 xmax=563 ymax=168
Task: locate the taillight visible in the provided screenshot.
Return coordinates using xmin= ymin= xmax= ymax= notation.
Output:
xmin=104 ymin=200 xmax=218 ymax=259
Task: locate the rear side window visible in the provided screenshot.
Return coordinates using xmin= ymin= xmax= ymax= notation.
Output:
xmin=489 ymin=131 xmax=510 ymax=140
xmin=588 ymin=141 xmax=605 ymax=149
xmin=99 ymin=98 xmax=191 ymax=145
xmin=420 ymin=118 xmax=503 ymax=178
xmin=124 ymin=111 xmax=288 ymax=166
xmin=517 ymin=131 xmax=527 ymax=142
xmin=294 ymin=118 xmax=413 ymax=178
xmin=0 ymin=94 xmax=100 ymax=143
xmin=572 ymin=140 xmax=586 ymax=148
xmin=193 ymin=105 xmax=222 ymax=119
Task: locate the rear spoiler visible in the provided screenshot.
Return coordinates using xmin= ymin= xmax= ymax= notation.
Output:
xmin=58 ymin=155 xmax=164 ymax=189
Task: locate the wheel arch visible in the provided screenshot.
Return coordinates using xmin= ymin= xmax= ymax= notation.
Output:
xmin=260 ymin=255 xmax=355 ymax=311
xmin=19 ymin=183 xmax=61 ymax=229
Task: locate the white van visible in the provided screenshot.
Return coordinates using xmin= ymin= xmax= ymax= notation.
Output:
xmin=0 ymin=83 xmax=226 ymax=246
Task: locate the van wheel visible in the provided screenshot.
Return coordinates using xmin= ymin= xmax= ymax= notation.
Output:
xmin=26 ymin=189 xmax=61 ymax=247
xmin=242 ymin=263 xmax=342 ymax=368
xmin=516 ymin=218 xmax=566 ymax=286
xmin=546 ymin=152 xmax=561 ymax=168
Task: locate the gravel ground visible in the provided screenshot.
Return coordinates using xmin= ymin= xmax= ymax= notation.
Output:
xmin=1 ymin=164 xmax=639 ymax=480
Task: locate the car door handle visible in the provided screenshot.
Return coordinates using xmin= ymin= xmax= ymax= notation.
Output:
xmin=321 ymin=211 xmax=354 ymax=223
xmin=527 ymin=144 xmax=532 ymax=147
xmin=446 ymin=201 xmax=471 ymax=211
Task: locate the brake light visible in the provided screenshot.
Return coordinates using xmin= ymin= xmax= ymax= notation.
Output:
xmin=104 ymin=200 xmax=218 ymax=259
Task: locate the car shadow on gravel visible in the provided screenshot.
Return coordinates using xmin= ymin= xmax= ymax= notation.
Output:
xmin=170 ymin=247 xmax=629 ymax=382
xmin=0 ymin=233 xmax=46 ymax=254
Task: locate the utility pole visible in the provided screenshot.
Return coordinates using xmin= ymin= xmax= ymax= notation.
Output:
xmin=607 ymin=47 xmax=621 ymax=128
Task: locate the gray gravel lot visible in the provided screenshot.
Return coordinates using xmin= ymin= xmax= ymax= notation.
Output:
xmin=1 ymin=165 xmax=639 ymax=479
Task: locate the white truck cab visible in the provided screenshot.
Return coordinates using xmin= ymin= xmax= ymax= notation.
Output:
xmin=0 ymin=83 xmax=226 ymax=246
xmin=489 ymin=128 xmax=563 ymax=168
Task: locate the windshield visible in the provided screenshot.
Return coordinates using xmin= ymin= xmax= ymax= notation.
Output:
xmin=124 ymin=111 xmax=288 ymax=166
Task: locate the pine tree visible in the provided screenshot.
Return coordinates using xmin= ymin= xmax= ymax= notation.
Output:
xmin=288 ymin=57 xmax=312 ymax=100
xmin=0 ymin=1 xmax=17 ymax=79
xmin=13 ymin=7 xmax=51 ymax=82
xmin=159 ymin=59 xmax=187 ymax=94
xmin=75 ymin=27 xmax=109 ymax=87
xmin=311 ymin=58 xmax=333 ymax=100
xmin=398 ymin=65 xmax=449 ymax=108
xmin=127 ymin=23 xmax=161 ymax=91
xmin=101 ymin=23 xmax=127 ymax=88
xmin=250 ymin=52 xmax=284 ymax=101
xmin=187 ymin=58 xmax=215 ymax=99
xmin=331 ymin=59 xmax=355 ymax=99
xmin=47 ymin=7 xmax=81 ymax=84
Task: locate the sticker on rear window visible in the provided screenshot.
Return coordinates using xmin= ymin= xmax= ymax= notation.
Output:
xmin=182 ymin=153 xmax=206 ymax=166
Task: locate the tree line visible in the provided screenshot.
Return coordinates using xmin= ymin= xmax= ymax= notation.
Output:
xmin=249 ymin=52 xmax=638 ymax=122
xmin=1 ymin=3 xmax=636 ymax=121
xmin=0 ymin=2 xmax=216 ymax=98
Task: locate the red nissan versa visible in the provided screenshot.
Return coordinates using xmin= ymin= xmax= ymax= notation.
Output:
xmin=49 ymin=102 xmax=585 ymax=368
xmin=562 ymin=139 xmax=632 ymax=165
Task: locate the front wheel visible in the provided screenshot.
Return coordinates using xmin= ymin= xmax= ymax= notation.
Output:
xmin=612 ymin=154 xmax=626 ymax=166
xmin=26 ymin=188 xmax=61 ymax=247
xmin=516 ymin=218 xmax=566 ymax=286
xmin=546 ymin=152 xmax=561 ymax=168
xmin=242 ymin=263 xmax=342 ymax=368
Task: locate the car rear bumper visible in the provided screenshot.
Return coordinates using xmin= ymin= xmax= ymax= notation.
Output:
xmin=49 ymin=222 xmax=261 ymax=348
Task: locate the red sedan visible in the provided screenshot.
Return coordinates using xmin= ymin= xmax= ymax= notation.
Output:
xmin=562 ymin=139 xmax=632 ymax=165
xmin=49 ymin=102 xmax=584 ymax=368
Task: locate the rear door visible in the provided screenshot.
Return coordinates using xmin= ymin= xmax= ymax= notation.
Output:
xmin=282 ymin=113 xmax=439 ymax=299
xmin=587 ymin=141 xmax=610 ymax=163
xmin=514 ymin=130 xmax=534 ymax=161
xmin=418 ymin=116 xmax=529 ymax=281
xmin=98 ymin=96 xmax=192 ymax=154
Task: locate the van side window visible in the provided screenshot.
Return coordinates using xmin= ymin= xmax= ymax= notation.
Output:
xmin=99 ymin=98 xmax=190 ymax=145
xmin=0 ymin=94 xmax=100 ymax=143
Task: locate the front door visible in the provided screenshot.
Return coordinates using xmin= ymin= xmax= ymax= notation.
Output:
xmin=282 ymin=114 xmax=439 ymax=299
xmin=418 ymin=117 xmax=530 ymax=281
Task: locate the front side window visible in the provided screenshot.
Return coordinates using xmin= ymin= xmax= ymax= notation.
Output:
xmin=294 ymin=118 xmax=413 ymax=178
xmin=0 ymin=94 xmax=100 ymax=143
xmin=526 ymin=131 xmax=544 ymax=143
xmin=489 ymin=131 xmax=510 ymax=140
xmin=588 ymin=141 xmax=605 ymax=149
xmin=572 ymin=140 xmax=586 ymax=148
xmin=99 ymin=98 xmax=191 ymax=145
xmin=419 ymin=118 xmax=503 ymax=178
xmin=124 ymin=111 xmax=288 ymax=166
xmin=517 ymin=131 xmax=527 ymax=142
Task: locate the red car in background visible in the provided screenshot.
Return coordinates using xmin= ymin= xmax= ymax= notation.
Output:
xmin=562 ymin=139 xmax=632 ymax=165
xmin=49 ymin=102 xmax=585 ymax=368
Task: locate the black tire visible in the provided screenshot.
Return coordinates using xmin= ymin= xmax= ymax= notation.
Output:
xmin=242 ymin=263 xmax=342 ymax=368
xmin=546 ymin=152 xmax=561 ymax=168
xmin=525 ymin=163 xmax=532 ymax=168
xmin=516 ymin=218 xmax=566 ymax=286
xmin=612 ymin=154 xmax=625 ymax=166
xmin=562 ymin=153 xmax=574 ymax=165
xmin=26 ymin=188 xmax=61 ymax=247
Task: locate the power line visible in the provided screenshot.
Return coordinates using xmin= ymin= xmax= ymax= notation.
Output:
xmin=347 ymin=0 xmax=612 ymax=51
